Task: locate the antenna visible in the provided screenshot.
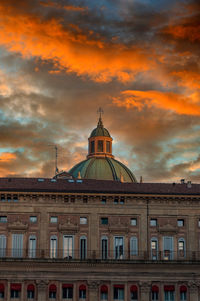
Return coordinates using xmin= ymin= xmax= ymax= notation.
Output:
xmin=48 ymin=144 xmax=59 ymax=176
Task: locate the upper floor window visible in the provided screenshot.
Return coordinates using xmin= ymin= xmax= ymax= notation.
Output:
xmin=29 ymin=235 xmax=36 ymax=258
xmin=130 ymin=237 xmax=138 ymax=256
xmin=131 ymin=218 xmax=137 ymax=226
xmin=150 ymin=219 xmax=157 ymax=226
xmin=80 ymin=217 xmax=87 ymax=225
xmin=101 ymin=217 xmax=108 ymax=225
xmin=101 ymin=196 xmax=107 ymax=204
xmin=101 ymin=236 xmax=108 ymax=260
xmin=50 ymin=216 xmax=58 ymax=223
xmin=97 ymin=140 xmax=103 ymax=152
xmin=0 ymin=216 xmax=7 ymax=223
xmin=106 ymin=141 xmax=111 ymax=153
xmin=30 ymin=216 xmax=37 ymax=223
xmin=151 ymin=238 xmax=158 ymax=260
xmin=50 ymin=236 xmax=57 ymax=258
xmin=0 ymin=235 xmax=6 ymax=257
xmin=177 ymin=219 xmax=184 ymax=227
xmin=115 ymin=237 xmax=124 ymax=259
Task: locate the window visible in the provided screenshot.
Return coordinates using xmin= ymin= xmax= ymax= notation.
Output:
xmin=0 ymin=235 xmax=6 ymax=257
xmin=130 ymin=237 xmax=138 ymax=256
xmin=101 ymin=217 xmax=108 ymax=225
xmin=114 ymin=197 xmax=119 ymax=204
xmin=62 ymin=285 xmax=73 ymax=299
xmin=101 ymin=196 xmax=107 ymax=204
xmin=10 ymin=284 xmax=21 ymax=299
xmin=50 ymin=216 xmax=58 ymax=223
xmin=50 ymin=236 xmax=57 ymax=258
xmin=27 ymin=284 xmax=35 ymax=299
xmin=178 ymin=238 xmax=186 ymax=257
xmin=80 ymin=217 xmax=87 ymax=225
xmin=151 ymin=238 xmax=158 ymax=260
xmin=30 ymin=216 xmax=37 ymax=223
xmin=97 ymin=140 xmax=103 ymax=152
xmin=114 ymin=286 xmax=124 ymax=300
xmin=151 ymin=286 xmax=159 ymax=301
xmin=63 ymin=235 xmax=73 ymax=259
xmin=49 ymin=284 xmax=56 ymax=299
xmin=91 ymin=141 xmax=95 ymax=153
xmin=79 ymin=285 xmax=86 ymax=299
xmin=29 ymin=235 xmax=36 ymax=258
xmin=164 ymin=290 xmax=174 ymax=301
xmin=12 ymin=234 xmax=23 ymax=258
xmin=101 ymin=285 xmax=108 ymax=300
xmin=114 ymin=237 xmax=124 ymax=259
xmin=0 ymin=284 xmax=4 ymax=298
xmin=130 ymin=285 xmax=138 ymax=300
xmin=0 ymin=216 xmax=7 ymax=223
xmin=163 ymin=237 xmax=173 ymax=260
xmin=0 ymin=195 xmax=5 ymax=202
xmin=131 ymin=218 xmax=137 ymax=226
xmin=198 ymin=219 xmax=200 ymax=227
xmin=106 ymin=141 xmax=110 ymax=153
xmin=180 ymin=286 xmax=187 ymax=301
xmin=120 ymin=197 xmax=125 ymax=204
xmin=150 ymin=219 xmax=157 ymax=226
xmin=177 ymin=219 xmax=184 ymax=227
xmin=80 ymin=236 xmax=87 ymax=260
xmin=101 ymin=236 xmax=108 ymax=260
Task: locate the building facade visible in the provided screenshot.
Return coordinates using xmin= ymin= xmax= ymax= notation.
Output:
xmin=0 ymin=119 xmax=200 ymax=301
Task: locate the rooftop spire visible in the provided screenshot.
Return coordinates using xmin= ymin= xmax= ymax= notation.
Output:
xmin=97 ymin=107 xmax=104 ymax=127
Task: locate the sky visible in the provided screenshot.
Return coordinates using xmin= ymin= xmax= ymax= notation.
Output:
xmin=0 ymin=0 xmax=200 ymax=182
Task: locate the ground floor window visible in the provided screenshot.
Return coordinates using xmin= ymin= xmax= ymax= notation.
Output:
xmin=130 ymin=285 xmax=138 ymax=300
xmin=11 ymin=284 xmax=21 ymax=299
xmin=0 ymin=283 xmax=4 ymax=298
xmin=114 ymin=285 xmax=124 ymax=300
xmin=152 ymin=285 xmax=159 ymax=300
xmin=180 ymin=285 xmax=187 ymax=301
xmin=27 ymin=284 xmax=35 ymax=299
xmin=79 ymin=285 xmax=86 ymax=298
xmin=62 ymin=285 xmax=73 ymax=299
xmin=164 ymin=286 xmax=175 ymax=301
xmin=100 ymin=285 xmax=108 ymax=300
xmin=49 ymin=284 xmax=57 ymax=299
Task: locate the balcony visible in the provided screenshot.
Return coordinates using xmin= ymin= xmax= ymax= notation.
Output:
xmin=0 ymin=249 xmax=199 ymax=262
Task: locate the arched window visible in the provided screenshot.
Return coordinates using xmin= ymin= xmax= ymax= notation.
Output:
xmin=130 ymin=285 xmax=138 ymax=300
xmin=130 ymin=237 xmax=138 ymax=256
xmin=164 ymin=285 xmax=175 ymax=301
xmin=49 ymin=284 xmax=56 ymax=299
xmin=151 ymin=285 xmax=159 ymax=301
xmin=0 ymin=235 xmax=6 ymax=257
xmin=180 ymin=285 xmax=187 ymax=301
xmin=50 ymin=236 xmax=57 ymax=258
xmin=178 ymin=238 xmax=186 ymax=258
xmin=79 ymin=284 xmax=86 ymax=299
xmin=101 ymin=285 xmax=108 ymax=300
xmin=27 ymin=284 xmax=35 ymax=299
xmin=151 ymin=237 xmax=158 ymax=260
xmin=0 ymin=284 xmax=5 ymax=298
xmin=80 ymin=236 xmax=87 ymax=260
xmin=28 ymin=235 xmax=36 ymax=258
xmin=101 ymin=236 xmax=108 ymax=260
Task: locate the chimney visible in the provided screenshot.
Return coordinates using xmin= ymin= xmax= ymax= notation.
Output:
xmin=140 ymin=176 xmax=143 ymax=183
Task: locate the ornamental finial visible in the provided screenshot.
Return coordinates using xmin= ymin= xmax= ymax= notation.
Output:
xmin=97 ymin=107 xmax=104 ymax=127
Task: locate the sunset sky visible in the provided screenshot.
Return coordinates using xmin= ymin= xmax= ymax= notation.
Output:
xmin=0 ymin=0 xmax=200 ymax=182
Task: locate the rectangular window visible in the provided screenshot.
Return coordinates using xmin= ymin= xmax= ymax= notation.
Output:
xmin=151 ymin=239 xmax=158 ymax=260
xmin=101 ymin=196 xmax=107 ymax=204
xmin=80 ymin=237 xmax=87 ymax=260
xmin=150 ymin=219 xmax=157 ymax=226
xmin=131 ymin=218 xmax=137 ymax=226
xmin=80 ymin=217 xmax=87 ymax=225
xmin=101 ymin=217 xmax=108 ymax=225
xmin=30 ymin=216 xmax=37 ymax=223
xmin=106 ymin=141 xmax=111 ymax=153
xmin=177 ymin=219 xmax=184 ymax=227
xmin=178 ymin=241 xmax=184 ymax=251
xmin=114 ymin=237 xmax=124 ymax=259
xmin=114 ymin=197 xmax=119 ymax=204
xmin=180 ymin=291 xmax=187 ymax=301
xmin=91 ymin=141 xmax=95 ymax=153
xmin=152 ymin=291 xmax=158 ymax=300
xmin=12 ymin=234 xmax=23 ymax=258
xmin=164 ymin=291 xmax=174 ymax=301
xmin=11 ymin=290 xmax=20 ymax=298
xmin=29 ymin=236 xmax=36 ymax=258
xmin=62 ymin=287 xmax=73 ymax=299
xmin=0 ymin=235 xmax=6 ymax=257
xmin=130 ymin=237 xmax=138 ymax=256
xmin=101 ymin=238 xmax=108 ymax=260
xmin=63 ymin=235 xmax=73 ymax=259
xmin=163 ymin=236 xmax=173 ymax=260
xmin=114 ymin=287 xmax=124 ymax=300
xmin=97 ymin=140 xmax=103 ymax=152
xmin=50 ymin=216 xmax=58 ymax=223
xmin=0 ymin=216 xmax=7 ymax=223
xmin=27 ymin=290 xmax=34 ymax=299
xmin=50 ymin=236 xmax=57 ymax=258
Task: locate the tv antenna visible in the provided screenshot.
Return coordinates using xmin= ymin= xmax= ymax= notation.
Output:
xmin=48 ymin=144 xmax=59 ymax=176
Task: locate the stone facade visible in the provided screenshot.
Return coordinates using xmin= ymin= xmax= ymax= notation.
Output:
xmin=0 ymin=178 xmax=200 ymax=300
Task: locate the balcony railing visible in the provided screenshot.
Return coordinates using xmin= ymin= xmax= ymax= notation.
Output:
xmin=0 ymin=249 xmax=200 ymax=262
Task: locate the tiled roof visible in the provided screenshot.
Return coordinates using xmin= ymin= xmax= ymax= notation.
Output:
xmin=0 ymin=177 xmax=199 ymax=195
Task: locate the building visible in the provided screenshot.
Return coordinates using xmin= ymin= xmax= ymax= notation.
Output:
xmin=0 ymin=117 xmax=200 ymax=301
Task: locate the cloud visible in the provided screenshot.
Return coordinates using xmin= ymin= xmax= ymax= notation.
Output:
xmin=113 ymin=90 xmax=200 ymax=116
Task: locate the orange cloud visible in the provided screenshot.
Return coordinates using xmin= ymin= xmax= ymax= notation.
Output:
xmin=171 ymin=71 xmax=200 ymax=90
xmin=163 ymin=22 xmax=200 ymax=42
xmin=40 ymin=1 xmax=87 ymax=11
xmin=113 ymin=90 xmax=200 ymax=116
xmin=0 ymin=3 xmax=153 ymax=82
xmin=0 ymin=152 xmax=17 ymax=162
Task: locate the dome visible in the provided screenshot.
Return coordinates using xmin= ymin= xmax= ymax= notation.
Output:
xmin=90 ymin=117 xmax=111 ymax=138
xmin=68 ymin=157 xmax=137 ymax=183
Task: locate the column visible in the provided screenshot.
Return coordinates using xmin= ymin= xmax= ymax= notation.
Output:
xmin=188 ymin=281 xmax=199 ymax=301
xmin=140 ymin=282 xmax=151 ymax=301
xmin=87 ymin=281 xmax=99 ymax=301
xmin=36 ymin=280 xmax=48 ymax=301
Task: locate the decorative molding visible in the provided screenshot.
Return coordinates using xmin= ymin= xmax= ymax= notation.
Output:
xmin=7 ymin=220 xmax=28 ymax=231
